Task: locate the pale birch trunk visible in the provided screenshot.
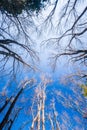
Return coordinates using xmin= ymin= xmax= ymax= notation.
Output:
xmin=37 ymin=99 xmax=41 ymax=130
xmin=49 ymin=114 xmax=54 ymax=130
xmin=53 ymin=104 xmax=60 ymax=130
xmin=42 ymin=90 xmax=45 ymax=130
xmin=31 ymin=114 xmax=38 ymax=130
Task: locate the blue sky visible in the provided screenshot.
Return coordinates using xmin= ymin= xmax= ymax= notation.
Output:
xmin=0 ymin=69 xmax=87 ymax=129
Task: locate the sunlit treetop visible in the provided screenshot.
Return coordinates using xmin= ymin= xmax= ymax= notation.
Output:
xmin=0 ymin=0 xmax=49 ymax=16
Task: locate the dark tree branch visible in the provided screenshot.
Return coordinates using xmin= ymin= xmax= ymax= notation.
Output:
xmin=0 ymin=97 xmax=11 ymax=113
xmin=0 ymin=79 xmax=33 ymax=129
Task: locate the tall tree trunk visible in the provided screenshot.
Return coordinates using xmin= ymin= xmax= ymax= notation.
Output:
xmin=42 ymin=91 xmax=45 ymax=130
xmin=37 ymin=99 xmax=41 ymax=130
xmin=0 ymin=88 xmax=23 ymax=129
xmin=49 ymin=114 xmax=54 ymax=130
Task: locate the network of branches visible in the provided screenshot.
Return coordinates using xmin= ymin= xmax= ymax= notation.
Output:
xmin=0 ymin=0 xmax=51 ymax=75
xmin=44 ymin=0 xmax=87 ymax=80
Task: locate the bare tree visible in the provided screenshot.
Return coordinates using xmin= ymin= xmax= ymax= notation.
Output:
xmin=0 ymin=0 xmax=50 ymax=76
xmin=30 ymin=74 xmax=52 ymax=130
xmin=0 ymin=78 xmax=35 ymax=130
xmin=44 ymin=0 xmax=87 ymax=79
xmin=26 ymin=74 xmax=87 ymax=130
xmin=0 ymin=74 xmax=86 ymax=130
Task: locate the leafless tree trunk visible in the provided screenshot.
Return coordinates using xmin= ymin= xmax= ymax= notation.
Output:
xmin=49 ymin=114 xmax=54 ymax=130
xmin=0 ymin=79 xmax=34 ymax=130
xmin=41 ymin=89 xmax=46 ymax=130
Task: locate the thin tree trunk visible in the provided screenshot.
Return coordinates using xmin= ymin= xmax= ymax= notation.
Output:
xmin=53 ymin=104 xmax=60 ymax=130
xmin=0 ymin=97 xmax=11 ymax=113
xmin=31 ymin=99 xmax=41 ymax=130
xmin=42 ymin=91 xmax=45 ymax=130
xmin=0 ymin=88 xmax=23 ymax=129
xmin=31 ymin=114 xmax=38 ymax=130
xmin=49 ymin=114 xmax=54 ymax=130
xmin=37 ymin=99 xmax=41 ymax=130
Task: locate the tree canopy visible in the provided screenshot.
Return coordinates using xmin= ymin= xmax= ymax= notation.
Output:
xmin=0 ymin=0 xmax=48 ymax=16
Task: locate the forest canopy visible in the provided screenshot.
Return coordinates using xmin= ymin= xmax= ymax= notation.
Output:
xmin=0 ymin=0 xmax=49 ymax=16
